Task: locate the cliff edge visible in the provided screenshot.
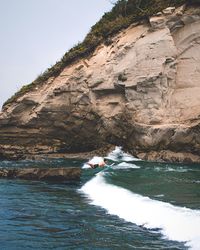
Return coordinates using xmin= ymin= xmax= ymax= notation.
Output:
xmin=1 ymin=3 xmax=200 ymax=163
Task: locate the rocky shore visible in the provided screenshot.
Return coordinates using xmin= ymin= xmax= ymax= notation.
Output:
xmin=1 ymin=4 xmax=200 ymax=163
xmin=0 ymin=167 xmax=81 ymax=182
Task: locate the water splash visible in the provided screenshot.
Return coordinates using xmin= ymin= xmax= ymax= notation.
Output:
xmin=82 ymin=147 xmax=140 ymax=169
xmin=106 ymin=146 xmax=141 ymax=162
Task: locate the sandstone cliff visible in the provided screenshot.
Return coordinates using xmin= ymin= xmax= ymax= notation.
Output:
xmin=1 ymin=4 xmax=200 ymax=162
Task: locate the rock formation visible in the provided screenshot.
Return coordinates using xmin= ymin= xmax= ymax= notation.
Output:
xmin=1 ymin=5 xmax=200 ymax=162
xmin=0 ymin=167 xmax=81 ymax=181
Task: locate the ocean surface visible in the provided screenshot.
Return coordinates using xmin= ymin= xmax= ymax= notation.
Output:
xmin=0 ymin=147 xmax=199 ymax=250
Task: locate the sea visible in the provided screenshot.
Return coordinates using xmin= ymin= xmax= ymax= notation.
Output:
xmin=0 ymin=147 xmax=199 ymax=250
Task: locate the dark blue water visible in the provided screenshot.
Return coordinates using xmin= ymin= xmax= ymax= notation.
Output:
xmin=0 ymin=158 xmax=199 ymax=249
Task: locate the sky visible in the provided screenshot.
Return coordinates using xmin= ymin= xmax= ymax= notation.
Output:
xmin=0 ymin=0 xmax=114 ymax=108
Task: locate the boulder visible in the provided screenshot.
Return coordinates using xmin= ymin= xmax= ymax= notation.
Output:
xmin=150 ymin=16 xmax=166 ymax=29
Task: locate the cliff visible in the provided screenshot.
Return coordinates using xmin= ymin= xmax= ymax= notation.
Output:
xmin=1 ymin=3 xmax=200 ymax=163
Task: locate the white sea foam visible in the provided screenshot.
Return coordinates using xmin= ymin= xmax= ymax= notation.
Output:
xmin=80 ymin=173 xmax=200 ymax=249
xmin=154 ymin=194 xmax=165 ymax=198
xmin=106 ymin=146 xmax=141 ymax=162
xmin=88 ymin=156 xmax=104 ymax=164
xmin=113 ymin=162 xmax=140 ymax=169
xmin=154 ymin=166 xmax=192 ymax=173
xmin=82 ymin=164 xmax=91 ymax=169
xmin=164 ymin=167 xmax=189 ymax=173
xmin=82 ymin=147 xmax=141 ymax=169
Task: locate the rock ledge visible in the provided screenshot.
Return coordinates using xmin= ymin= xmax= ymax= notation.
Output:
xmin=0 ymin=167 xmax=81 ymax=182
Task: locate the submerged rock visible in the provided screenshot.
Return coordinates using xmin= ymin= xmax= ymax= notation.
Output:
xmin=0 ymin=167 xmax=81 ymax=182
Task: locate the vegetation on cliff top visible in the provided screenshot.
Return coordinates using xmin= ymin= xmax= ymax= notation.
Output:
xmin=3 ymin=0 xmax=199 ymax=107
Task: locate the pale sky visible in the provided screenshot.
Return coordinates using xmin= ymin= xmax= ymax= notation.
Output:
xmin=0 ymin=0 xmax=114 ymax=108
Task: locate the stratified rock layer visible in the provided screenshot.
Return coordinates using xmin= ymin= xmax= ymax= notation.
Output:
xmin=1 ymin=5 xmax=200 ymax=162
xmin=0 ymin=167 xmax=81 ymax=181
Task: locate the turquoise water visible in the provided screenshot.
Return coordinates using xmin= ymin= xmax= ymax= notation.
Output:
xmin=0 ymin=152 xmax=199 ymax=249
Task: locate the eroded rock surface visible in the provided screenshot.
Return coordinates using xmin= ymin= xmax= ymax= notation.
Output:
xmin=1 ymin=5 xmax=200 ymax=163
xmin=0 ymin=167 xmax=81 ymax=181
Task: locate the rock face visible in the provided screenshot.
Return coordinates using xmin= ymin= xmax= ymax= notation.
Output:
xmin=0 ymin=167 xmax=81 ymax=181
xmin=1 ymin=5 xmax=200 ymax=163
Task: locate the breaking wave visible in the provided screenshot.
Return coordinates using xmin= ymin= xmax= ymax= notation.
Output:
xmin=80 ymin=172 xmax=200 ymax=249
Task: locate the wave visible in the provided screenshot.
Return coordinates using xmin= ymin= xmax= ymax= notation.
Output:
xmin=80 ymin=173 xmax=200 ymax=249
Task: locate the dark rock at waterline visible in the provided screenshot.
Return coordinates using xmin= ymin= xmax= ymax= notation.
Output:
xmin=0 ymin=167 xmax=81 ymax=182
